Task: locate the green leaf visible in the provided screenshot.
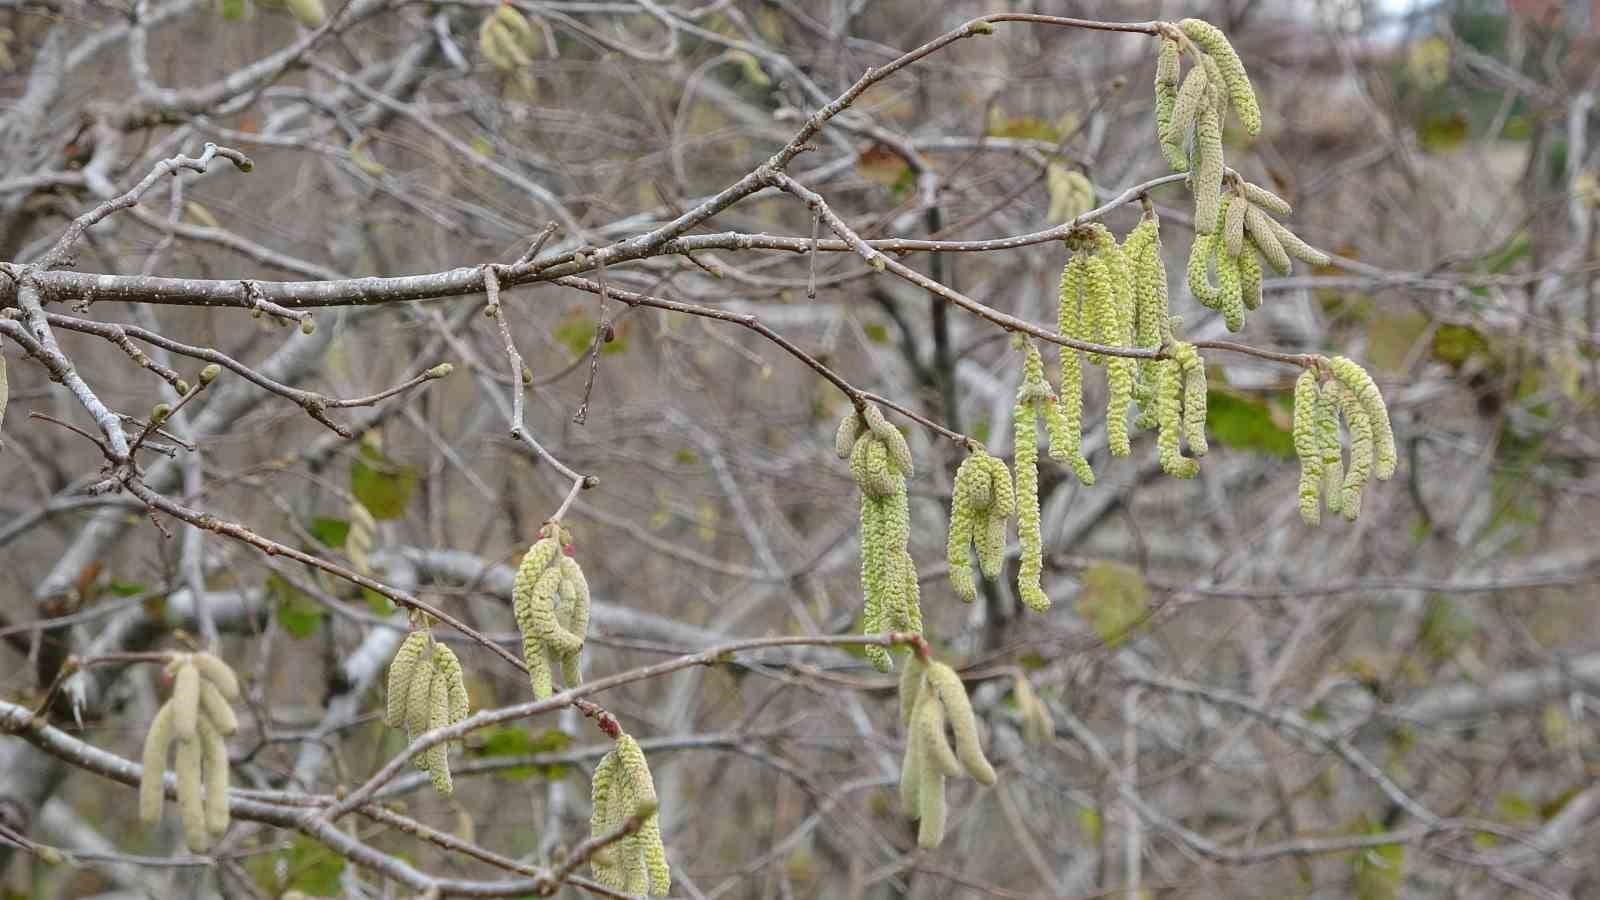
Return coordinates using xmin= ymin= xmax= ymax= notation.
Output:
xmin=1351 ymin=819 xmax=1405 ymax=900
xmin=350 ymin=443 xmax=417 ymax=521
xmin=245 ymin=834 xmax=345 ymax=896
xmin=308 ymin=517 xmax=350 ymax=549
xmin=673 ymin=448 xmax=700 ymax=466
xmin=1416 ymin=111 xmax=1468 ymax=153
xmin=474 ymin=726 xmax=573 ymax=780
xmin=862 ymin=323 xmax=890 ymax=344
xmin=1075 ymin=562 xmax=1150 ymax=648
xmin=1431 ymin=324 xmax=1490 ymax=366
xmin=107 ymin=580 xmax=147 ymax=598
xmin=363 ymin=587 xmax=394 ymax=616
xmin=267 ymin=574 xmax=323 ymax=639
xmin=553 ymin=313 xmax=628 ymax=359
xmin=1205 ymin=392 xmax=1295 ymax=458
xmin=1077 ymin=806 xmax=1102 ymax=843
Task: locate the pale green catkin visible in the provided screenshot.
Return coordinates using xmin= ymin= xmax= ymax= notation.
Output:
xmin=385 ymin=630 xmax=430 ymax=728
xmin=1239 ymin=242 xmax=1264 ymax=311
xmin=859 ymin=491 xmax=891 ymax=673
xmin=947 ymin=454 xmax=986 ymax=603
xmin=1154 ymin=38 xmax=1186 ymax=170
xmin=1179 ymin=18 xmax=1262 ymax=135
xmin=1167 ymin=65 xmax=1209 ymax=169
xmin=1316 ymin=383 xmax=1345 ymax=517
xmin=834 ymin=412 xmax=862 ymax=459
xmin=1216 ymin=241 xmax=1245 ymax=332
xmin=1045 ymin=164 xmax=1096 ymax=224
xmin=1193 ymin=105 xmax=1225 ymax=234
xmin=898 ymin=654 xmax=926 ymax=728
xmin=1292 ymin=370 xmax=1325 ymax=525
xmin=926 ymin=662 xmax=997 ymax=785
xmin=556 ymin=554 xmax=591 ymax=684
xmin=1156 ymin=357 xmax=1199 ymax=478
xmin=1082 ymin=253 xmax=1116 ymax=364
xmin=1014 ymin=347 xmax=1050 ymax=612
xmin=423 ymin=670 xmax=453 ymax=795
xmin=1175 ymin=343 xmax=1209 ymax=456
xmin=1129 ymin=214 xmax=1171 ymax=429
xmin=1330 ymin=356 xmax=1396 ymax=480
xmin=139 ymin=704 xmax=175 ymax=825
xmin=1242 ymin=180 xmax=1292 ymax=215
xmin=406 ymin=646 xmax=436 ymax=737
xmin=199 ymin=718 xmax=230 ymax=837
xmin=1044 ymin=392 xmax=1095 ymax=484
xmin=1223 ymin=192 xmax=1247 ymax=258
xmin=1057 ymin=255 xmax=1092 ymax=480
xmin=976 ymin=456 xmax=1014 ymax=578
xmin=176 ymin=732 xmax=209 ymax=851
xmin=433 ymin=643 xmax=470 ymax=744
xmin=850 ymin=429 xmax=900 ymax=500
xmin=1187 ymin=231 xmax=1220 ymax=307
xmin=1268 ymin=216 xmax=1332 ymax=266
xmin=199 ymin=681 xmax=238 ymax=735
xmin=1331 ymin=380 xmax=1374 ymax=520
xmin=1107 ymin=356 xmax=1135 ymax=456
xmin=1013 ymin=674 xmax=1055 ymax=746
xmin=590 ymin=734 xmax=669 ymax=897
xmin=191 ymin=652 xmax=240 ymax=699
xmin=863 ymin=402 xmax=914 ymax=478
xmin=1058 ymin=254 xmax=1086 ymax=340
xmin=589 ymin=751 xmax=621 ymax=887
xmin=172 ymin=660 xmax=200 ymax=742
xmin=1244 ymin=204 xmax=1291 ymax=274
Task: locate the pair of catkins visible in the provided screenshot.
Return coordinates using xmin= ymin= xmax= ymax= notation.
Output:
xmin=385 ymin=628 xmax=470 ymax=795
xmin=139 ymin=652 xmax=241 ymax=852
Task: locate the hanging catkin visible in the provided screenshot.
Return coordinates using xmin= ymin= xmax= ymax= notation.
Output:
xmin=590 ymin=732 xmax=671 ymax=896
xmin=947 ymin=448 xmax=1014 ymax=603
xmin=139 ymin=652 xmax=241 ymax=851
xmin=898 ymin=659 xmax=997 ymax=849
xmin=384 ymin=626 xmax=471 ymax=795
xmin=841 ymin=405 xmax=921 ymax=671
xmin=512 ymin=524 xmax=591 ymax=695
xmin=1013 ymin=344 xmax=1054 ymax=612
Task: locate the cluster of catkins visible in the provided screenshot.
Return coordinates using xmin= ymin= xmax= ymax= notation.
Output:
xmin=946 ymin=448 xmax=1013 ymax=605
xmin=384 ymin=627 xmax=470 ymax=795
xmin=512 ymin=522 xmax=591 ymax=698
xmin=479 ymin=5 xmax=538 ymax=76
xmin=836 ymin=405 xmax=923 ymax=672
xmin=1155 ymin=19 xmax=1329 ymax=331
xmin=590 ymin=732 xmax=672 ymax=896
xmin=1045 ymin=163 xmax=1096 ymax=225
xmin=897 ymin=656 xmax=996 ymax=849
xmin=139 ymin=652 xmax=241 ymax=852
xmin=1292 ymin=357 xmax=1397 ymax=523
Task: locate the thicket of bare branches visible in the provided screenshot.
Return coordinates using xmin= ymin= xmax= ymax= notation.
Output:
xmin=1 ymin=0 xmax=1598 ymax=897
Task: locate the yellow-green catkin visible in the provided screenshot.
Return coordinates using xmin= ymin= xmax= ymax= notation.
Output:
xmin=1082 ymin=253 xmax=1117 ymax=364
xmin=1223 ymin=192 xmax=1247 ymax=258
xmin=175 ymin=729 xmax=208 ymax=851
xmin=1239 ymin=242 xmax=1264 ymax=310
xmin=1242 ymin=180 xmax=1291 ymax=215
xmin=1179 ymin=18 xmax=1262 ymax=135
xmin=1292 ymin=370 xmax=1325 ymax=524
xmin=1244 ymin=204 xmax=1291 ymax=274
xmin=1193 ymin=105 xmax=1225 ymax=234
xmin=422 ymin=669 xmax=453 ymax=795
xmin=1167 ymin=66 xmax=1209 ymax=168
xmin=1269 ymin=217 xmax=1332 ymax=267
xmin=1174 ymin=343 xmax=1209 ymax=456
xmin=1330 ymin=356 xmax=1396 ymax=480
xmin=513 ymin=527 xmax=588 ymax=697
xmin=1128 ymin=213 xmax=1171 ymax=428
xmin=1330 ymin=380 xmax=1374 ymax=520
xmin=172 ymin=659 xmax=200 ymax=742
xmin=1316 ymin=383 xmax=1345 ymax=517
xmin=1107 ymin=355 xmax=1135 ymax=456
xmin=844 ymin=407 xmax=919 ymax=672
xmin=1154 ymin=38 xmax=1186 ymax=171
xmin=199 ymin=719 xmax=229 ymax=837
xmin=976 ymin=455 xmax=1013 ymax=578
xmin=1056 ymin=254 xmax=1093 ymax=481
xmin=1187 ymin=232 xmax=1220 ymax=308
xmin=1215 ymin=235 xmax=1245 ymax=333
xmin=1014 ymin=346 xmax=1051 ymax=612
xmin=948 ymin=450 xmax=1000 ymax=603
xmin=1156 ymin=357 xmax=1199 ymax=478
